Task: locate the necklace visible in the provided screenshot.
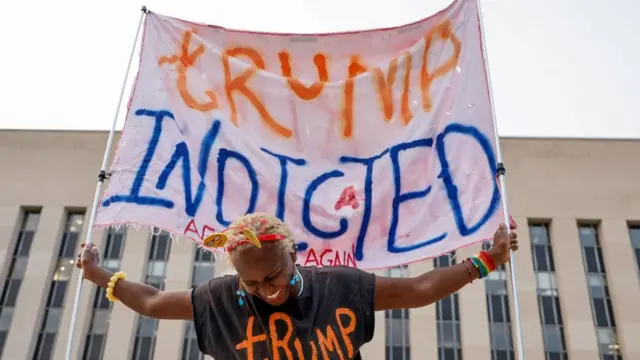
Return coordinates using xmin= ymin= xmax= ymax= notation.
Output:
xmin=296 ymin=268 xmax=304 ymax=297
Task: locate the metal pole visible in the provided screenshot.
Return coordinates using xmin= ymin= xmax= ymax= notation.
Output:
xmin=64 ymin=6 xmax=149 ymax=360
xmin=475 ymin=0 xmax=526 ymax=359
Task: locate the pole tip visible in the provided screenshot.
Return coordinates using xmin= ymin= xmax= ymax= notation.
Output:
xmin=141 ymin=5 xmax=149 ymax=13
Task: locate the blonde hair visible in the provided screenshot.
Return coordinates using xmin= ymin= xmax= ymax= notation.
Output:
xmin=226 ymin=212 xmax=295 ymax=255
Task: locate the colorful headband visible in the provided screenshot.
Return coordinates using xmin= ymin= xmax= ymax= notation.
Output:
xmin=202 ymin=219 xmax=286 ymax=250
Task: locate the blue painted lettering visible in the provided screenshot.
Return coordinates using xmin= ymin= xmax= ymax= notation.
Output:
xmin=260 ymin=148 xmax=307 ymax=221
xmin=156 ymin=120 xmax=221 ymax=217
xmin=106 ymin=109 xmax=499 ymax=262
xmin=435 ymin=123 xmax=500 ymax=236
xmin=388 ymin=138 xmax=447 ymax=253
xmin=339 ymin=149 xmax=389 ymax=261
xmin=215 ymin=149 xmax=260 ymax=227
xmin=302 ymin=170 xmax=348 ymax=239
xmin=102 ymin=109 xmax=175 ymax=209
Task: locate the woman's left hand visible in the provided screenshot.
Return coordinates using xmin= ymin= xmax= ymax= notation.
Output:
xmin=487 ymin=218 xmax=519 ymax=266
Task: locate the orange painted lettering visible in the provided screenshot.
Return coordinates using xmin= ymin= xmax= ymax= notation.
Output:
xmin=401 ymin=52 xmax=414 ymax=125
xmin=294 ymin=339 xmax=319 ymax=360
xmin=235 ymin=316 xmax=267 ymax=359
xmin=335 ymin=308 xmax=357 ymax=358
xmin=420 ymin=21 xmax=462 ymax=112
xmin=316 ymin=326 xmax=345 ymax=360
xmin=279 ymin=52 xmax=329 ymax=100
xmin=268 ymin=312 xmax=294 ymax=360
xmin=294 ymin=339 xmax=304 ymax=360
xmin=223 ymin=47 xmax=293 ymax=138
xmin=372 ymin=58 xmax=398 ymax=122
xmin=341 ymin=56 xmax=368 ymax=138
xmin=158 ymin=30 xmax=219 ymax=112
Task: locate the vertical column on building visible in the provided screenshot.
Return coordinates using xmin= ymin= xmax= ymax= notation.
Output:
xmin=508 ymin=217 xmax=545 ymax=359
xmin=29 ymin=212 xmax=86 ymax=360
xmin=409 ymin=260 xmax=437 ymax=359
xmin=79 ymin=227 xmax=127 ymax=359
xmin=457 ymin=244 xmax=491 ymax=360
xmin=155 ymin=240 xmax=196 ymax=359
xmin=0 ymin=206 xmax=21 ymax=278
xmin=130 ymin=230 xmax=172 ymax=359
xmin=0 ymin=205 xmax=22 ymax=357
xmin=550 ymin=218 xmax=599 ymax=359
xmin=359 ymin=269 xmax=385 ymax=360
xmin=433 ymin=251 xmax=466 ymax=359
xmin=381 ymin=266 xmax=411 ymax=359
xmin=528 ymin=221 xmax=571 ymax=358
xmin=53 ymin=212 xmax=101 ymax=360
xmin=599 ymin=219 xmax=640 ymax=359
xmin=102 ymin=228 xmax=150 ymax=359
xmin=4 ymin=206 xmax=65 ymax=359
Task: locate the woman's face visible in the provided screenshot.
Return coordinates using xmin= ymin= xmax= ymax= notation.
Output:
xmin=232 ymin=243 xmax=297 ymax=306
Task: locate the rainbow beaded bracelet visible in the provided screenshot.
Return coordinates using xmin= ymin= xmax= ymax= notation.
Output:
xmin=469 ymin=251 xmax=497 ymax=279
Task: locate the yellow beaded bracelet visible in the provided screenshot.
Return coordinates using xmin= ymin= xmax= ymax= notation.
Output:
xmin=105 ymin=271 xmax=127 ymax=302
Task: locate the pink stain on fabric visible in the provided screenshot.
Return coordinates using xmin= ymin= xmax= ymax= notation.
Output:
xmin=334 ymin=186 xmax=360 ymax=211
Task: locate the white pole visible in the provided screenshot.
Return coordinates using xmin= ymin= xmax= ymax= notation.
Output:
xmin=475 ymin=0 xmax=526 ymax=359
xmin=64 ymin=6 xmax=149 ymax=360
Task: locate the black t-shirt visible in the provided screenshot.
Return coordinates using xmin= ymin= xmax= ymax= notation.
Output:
xmin=191 ymin=266 xmax=376 ymax=359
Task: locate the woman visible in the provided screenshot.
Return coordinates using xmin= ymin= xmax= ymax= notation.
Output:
xmin=78 ymin=213 xmax=518 ymax=359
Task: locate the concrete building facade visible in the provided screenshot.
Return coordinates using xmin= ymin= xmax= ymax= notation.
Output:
xmin=0 ymin=130 xmax=639 ymax=360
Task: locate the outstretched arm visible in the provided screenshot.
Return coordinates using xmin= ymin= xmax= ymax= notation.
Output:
xmin=374 ymin=223 xmax=518 ymax=311
xmin=77 ymin=243 xmax=193 ymax=320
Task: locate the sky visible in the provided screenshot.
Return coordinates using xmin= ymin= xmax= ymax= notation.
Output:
xmin=0 ymin=0 xmax=638 ymax=139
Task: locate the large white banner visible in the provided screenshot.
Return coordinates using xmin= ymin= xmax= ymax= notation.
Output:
xmin=96 ymin=0 xmax=503 ymax=269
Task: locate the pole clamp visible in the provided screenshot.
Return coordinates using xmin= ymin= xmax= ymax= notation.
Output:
xmin=98 ymin=170 xmax=112 ymax=182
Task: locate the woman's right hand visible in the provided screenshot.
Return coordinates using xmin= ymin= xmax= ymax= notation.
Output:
xmin=74 ymin=241 xmax=194 ymax=320
xmin=76 ymin=242 xmax=101 ymax=283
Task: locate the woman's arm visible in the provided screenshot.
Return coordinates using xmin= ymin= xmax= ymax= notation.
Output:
xmin=77 ymin=243 xmax=193 ymax=320
xmin=374 ymin=260 xmax=480 ymax=310
xmin=374 ymin=223 xmax=518 ymax=311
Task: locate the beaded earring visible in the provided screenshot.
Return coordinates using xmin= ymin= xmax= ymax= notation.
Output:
xmin=290 ymin=271 xmax=301 ymax=286
xmin=236 ymin=289 xmax=247 ymax=306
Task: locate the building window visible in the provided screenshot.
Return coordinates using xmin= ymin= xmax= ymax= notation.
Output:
xmin=385 ymin=265 xmax=410 ymax=360
xmin=0 ymin=210 xmax=40 ymax=357
xmin=33 ymin=212 xmax=85 ymax=360
xmin=131 ymin=230 xmax=171 ymax=360
xmin=181 ymin=247 xmax=215 ymax=360
xmin=483 ymin=242 xmax=514 ymax=360
xmin=529 ymin=223 xmax=567 ymax=360
xmin=434 ymin=252 xmax=462 ymax=360
xmin=82 ymin=227 xmax=126 ymax=360
xmin=629 ymin=225 xmax=640 ymax=279
xmin=578 ymin=224 xmax=623 ymax=360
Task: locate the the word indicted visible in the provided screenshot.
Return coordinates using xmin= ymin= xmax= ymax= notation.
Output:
xmin=102 ymin=109 xmax=500 ymax=261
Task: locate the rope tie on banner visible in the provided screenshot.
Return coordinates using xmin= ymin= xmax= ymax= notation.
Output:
xmin=97 ymin=170 xmax=112 ymax=182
